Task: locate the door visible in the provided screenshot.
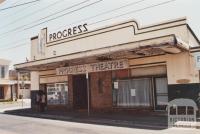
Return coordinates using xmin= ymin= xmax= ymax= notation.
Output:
xmin=73 ymin=74 xmax=88 ymax=109
xmin=154 ymin=77 xmax=168 ymax=110
xmin=0 ymin=86 xmax=4 ymax=99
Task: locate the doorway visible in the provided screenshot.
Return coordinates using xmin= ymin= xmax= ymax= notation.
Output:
xmin=73 ymin=74 xmax=88 ymax=109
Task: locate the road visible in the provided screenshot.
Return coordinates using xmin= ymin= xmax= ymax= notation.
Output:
xmin=0 ymin=114 xmax=199 ymax=134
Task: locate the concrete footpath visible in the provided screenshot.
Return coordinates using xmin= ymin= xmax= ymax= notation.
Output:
xmin=4 ymin=109 xmax=168 ymax=130
xmin=1 ymin=114 xmax=199 ymax=134
xmin=3 ymin=108 xmax=200 ymax=130
xmin=0 ymin=99 xmax=31 ymax=113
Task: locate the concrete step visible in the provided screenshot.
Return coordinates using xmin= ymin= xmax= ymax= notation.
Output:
xmin=174 ymin=121 xmax=200 ymax=129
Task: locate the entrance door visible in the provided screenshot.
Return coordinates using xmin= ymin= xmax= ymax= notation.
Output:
xmin=0 ymin=87 xmax=4 ymax=99
xmin=73 ymin=74 xmax=88 ymax=109
xmin=154 ymin=77 xmax=168 ymax=110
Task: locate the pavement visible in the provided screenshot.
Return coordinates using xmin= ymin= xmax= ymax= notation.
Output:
xmin=4 ymin=108 xmax=169 ymax=130
xmin=0 ymin=99 xmax=31 ymax=113
xmin=0 ymin=114 xmax=199 ymax=134
xmin=1 ymin=101 xmax=200 ymax=130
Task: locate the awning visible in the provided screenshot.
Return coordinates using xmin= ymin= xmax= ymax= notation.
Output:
xmin=0 ymin=80 xmax=17 ymax=85
xmin=14 ymin=35 xmax=189 ymax=71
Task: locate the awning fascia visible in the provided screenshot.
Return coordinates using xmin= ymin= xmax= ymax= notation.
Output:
xmin=14 ymin=34 xmax=189 ymax=70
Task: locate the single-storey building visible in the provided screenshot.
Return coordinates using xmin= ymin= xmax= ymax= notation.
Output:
xmin=14 ymin=17 xmax=200 ymax=113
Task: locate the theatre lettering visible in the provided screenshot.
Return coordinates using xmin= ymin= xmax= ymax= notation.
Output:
xmin=56 ymin=59 xmax=129 ymax=75
xmin=49 ymin=23 xmax=88 ymax=42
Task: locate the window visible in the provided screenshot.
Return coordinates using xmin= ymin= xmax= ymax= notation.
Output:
xmin=1 ymin=66 xmax=5 ymax=78
xmin=47 ymin=83 xmax=68 ymax=105
xmin=155 ymin=77 xmax=168 ymax=106
xmin=113 ymin=78 xmax=151 ymax=107
xmin=0 ymin=87 xmax=4 ymax=99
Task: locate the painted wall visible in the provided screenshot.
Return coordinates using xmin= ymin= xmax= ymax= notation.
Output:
xmin=38 ymin=70 xmax=68 ymax=84
xmin=30 ymin=18 xmax=199 ymax=61
xmin=0 ymin=65 xmax=9 ymax=80
xmin=129 ymin=52 xmax=199 ymax=84
xmin=30 ymin=51 xmax=199 ymax=93
xmin=3 ymin=85 xmax=11 ymax=100
xmin=31 ymin=71 xmax=39 ymax=91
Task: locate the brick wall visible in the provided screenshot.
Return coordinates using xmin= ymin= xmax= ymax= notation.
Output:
xmin=67 ymin=69 xmax=129 ymax=111
xmin=68 ymin=75 xmax=74 ymax=109
xmin=112 ymin=69 xmax=130 ymax=79
xmin=90 ymin=71 xmax=112 ymax=111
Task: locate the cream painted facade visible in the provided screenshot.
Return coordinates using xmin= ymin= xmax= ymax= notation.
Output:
xmin=15 ymin=18 xmax=200 ymax=111
xmin=129 ymin=52 xmax=199 ymax=84
xmin=16 ymin=18 xmax=199 ymax=84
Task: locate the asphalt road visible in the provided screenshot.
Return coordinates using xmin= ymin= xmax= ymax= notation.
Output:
xmin=0 ymin=114 xmax=199 ymax=134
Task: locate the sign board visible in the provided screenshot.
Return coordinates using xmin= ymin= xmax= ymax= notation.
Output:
xmin=193 ymin=52 xmax=200 ymax=69
xmin=114 ymin=82 xmax=119 ymax=89
xmin=56 ymin=59 xmax=129 ymax=75
xmin=48 ymin=23 xmax=88 ymax=42
xmin=38 ymin=29 xmax=46 ymax=55
xmin=130 ymin=89 xmax=136 ymax=96
xmin=176 ymin=79 xmax=190 ymax=84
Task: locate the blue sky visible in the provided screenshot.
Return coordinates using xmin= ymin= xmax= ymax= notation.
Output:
xmin=0 ymin=0 xmax=199 ymax=68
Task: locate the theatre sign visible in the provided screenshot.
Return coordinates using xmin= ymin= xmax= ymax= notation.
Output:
xmin=56 ymin=59 xmax=129 ymax=75
xmin=49 ymin=23 xmax=88 ymax=42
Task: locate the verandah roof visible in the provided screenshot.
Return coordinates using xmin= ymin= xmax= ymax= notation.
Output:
xmin=14 ymin=34 xmax=189 ymax=71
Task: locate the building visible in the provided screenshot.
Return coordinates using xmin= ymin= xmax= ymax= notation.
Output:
xmin=0 ymin=59 xmax=31 ymax=101
xmin=9 ymin=70 xmax=31 ymax=100
xmin=0 ymin=59 xmax=12 ymax=101
xmin=14 ymin=18 xmax=200 ymax=113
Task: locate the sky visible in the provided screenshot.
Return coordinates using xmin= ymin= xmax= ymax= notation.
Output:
xmin=0 ymin=0 xmax=199 ymax=68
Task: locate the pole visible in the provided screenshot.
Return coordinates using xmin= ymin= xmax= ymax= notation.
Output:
xmin=21 ymin=74 xmax=26 ymax=108
xmin=22 ymin=85 xmax=24 ymax=108
xmin=22 ymin=75 xmax=25 ymax=108
xmin=86 ymin=72 xmax=90 ymax=116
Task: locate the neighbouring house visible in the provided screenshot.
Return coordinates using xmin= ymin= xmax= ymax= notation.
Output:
xmin=0 ymin=59 xmax=12 ymax=101
xmin=0 ymin=59 xmax=31 ymax=101
xmin=9 ymin=70 xmax=31 ymax=100
xmin=14 ymin=17 xmax=200 ymax=113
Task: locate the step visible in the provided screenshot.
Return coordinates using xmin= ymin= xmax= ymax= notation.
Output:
xmin=174 ymin=121 xmax=200 ymax=129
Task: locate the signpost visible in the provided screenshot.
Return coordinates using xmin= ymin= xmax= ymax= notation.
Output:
xmin=86 ymin=72 xmax=90 ymax=116
xmin=21 ymin=75 xmax=25 ymax=108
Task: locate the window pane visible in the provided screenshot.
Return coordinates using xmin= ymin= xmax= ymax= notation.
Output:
xmin=155 ymin=78 xmax=168 ymax=94
xmin=47 ymin=83 xmax=68 ymax=105
xmin=155 ymin=78 xmax=168 ymax=106
xmin=156 ymin=96 xmax=168 ymax=105
xmin=1 ymin=66 xmax=5 ymax=78
xmin=113 ymin=78 xmax=151 ymax=107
